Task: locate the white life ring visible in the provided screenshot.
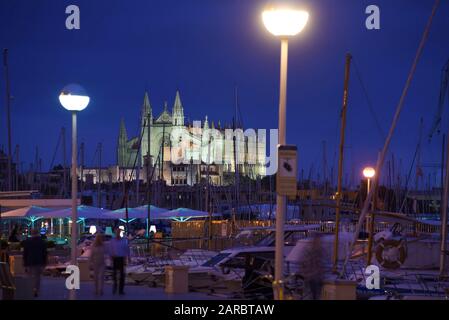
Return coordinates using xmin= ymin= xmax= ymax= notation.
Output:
xmin=375 ymin=239 xmax=407 ymax=269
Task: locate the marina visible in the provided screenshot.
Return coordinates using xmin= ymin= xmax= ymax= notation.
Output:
xmin=0 ymin=0 xmax=449 ymax=305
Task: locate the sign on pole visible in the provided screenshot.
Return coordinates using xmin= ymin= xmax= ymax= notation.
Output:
xmin=276 ymin=145 xmax=298 ymax=197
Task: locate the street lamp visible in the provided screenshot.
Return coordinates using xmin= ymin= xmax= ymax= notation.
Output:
xmin=59 ymin=84 xmax=89 ymax=300
xmin=262 ymin=5 xmax=309 ymax=300
xmin=363 ymin=166 xmax=376 ymax=195
xmin=363 ymin=166 xmax=376 ymax=259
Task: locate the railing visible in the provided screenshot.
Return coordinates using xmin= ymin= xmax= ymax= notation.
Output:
xmin=288 ymin=220 xmax=441 ymax=236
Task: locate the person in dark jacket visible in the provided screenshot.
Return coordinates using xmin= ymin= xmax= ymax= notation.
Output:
xmin=8 ymin=224 xmax=20 ymax=242
xmin=298 ymin=233 xmax=325 ymax=300
xmin=22 ymin=229 xmax=48 ymax=297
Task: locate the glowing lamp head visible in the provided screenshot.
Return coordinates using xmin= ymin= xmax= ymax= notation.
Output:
xmin=363 ymin=167 xmax=376 ymax=179
xmin=59 ymin=84 xmax=90 ymax=111
xmin=89 ymin=225 xmax=97 ymax=235
xmin=262 ymin=6 xmax=309 ymax=37
xmin=119 ymin=225 xmax=125 ymax=238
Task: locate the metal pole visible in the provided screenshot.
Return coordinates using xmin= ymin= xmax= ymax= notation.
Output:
xmin=147 ymin=113 xmax=152 ymax=248
xmin=69 ymin=111 xmax=78 ymax=300
xmin=3 ymin=49 xmax=12 ymax=191
xmin=234 ymin=87 xmax=240 ymax=219
xmin=15 ymin=144 xmax=19 ymax=191
xmin=367 ymin=176 xmax=378 ymax=266
xmin=80 ymin=142 xmax=84 ymax=196
xmin=332 ymin=53 xmax=352 ymax=271
xmin=441 ymin=135 xmax=445 ymax=215
xmin=97 ymin=143 xmax=102 ymax=207
xmin=62 ymin=127 xmax=67 ymax=198
xmin=206 ymin=137 xmax=212 ymax=250
xmin=274 ymin=38 xmax=288 ymax=301
xmin=440 ymin=131 xmax=449 ymax=276
xmin=160 ymin=123 xmax=165 ymax=180
xmin=365 ymin=177 xmax=371 ymax=238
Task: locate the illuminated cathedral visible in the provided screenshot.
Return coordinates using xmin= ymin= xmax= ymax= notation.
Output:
xmin=116 ymin=91 xmax=266 ymax=186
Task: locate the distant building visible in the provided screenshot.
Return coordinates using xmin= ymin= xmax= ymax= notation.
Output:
xmin=116 ymin=91 xmax=266 ymax=186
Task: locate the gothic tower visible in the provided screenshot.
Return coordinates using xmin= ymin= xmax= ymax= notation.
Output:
xmin=117 ymin=118 xmax=128 ymax=166
xmin=141 ymin=91 xmax=152 ymax=165
xmin=172 ymin=90 xmax=184 ymax=126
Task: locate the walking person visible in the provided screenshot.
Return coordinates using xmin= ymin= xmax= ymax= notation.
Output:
xmin=8 ymin=224 xmax=20 ymax=243
xmin=22 ymin=229 xmax=48 ymax=297
xmin=90 ymin=233 xmax=106 ymax=296
xmin=298 ymin=233 xmax=325 ymax=300
xmin=109 ymin=228 xmax=130 ymax=295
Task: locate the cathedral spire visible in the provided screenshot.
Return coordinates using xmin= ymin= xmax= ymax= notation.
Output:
xmin=118 ymin=118 xmax=128 ymax=166
xmin=142 ymin=91 xmax=152 ymax=125
xmin=173 ymin=90 xmax=183 ymax=111
xmin=203 ymin=115 xmax=209 ymax=130
xmin=119 ymin=117 xmax=128 ymax=141
xmin=172 ymin=90 xmax=184 ymax=126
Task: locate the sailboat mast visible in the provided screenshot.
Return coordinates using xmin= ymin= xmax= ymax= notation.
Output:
xmin=80 ymin=142 xmax=85 ymax=196
xmin=440 ymin=132 xmax=449 ymax=276
xmin=98 ymin=142 xmax=102 ymax=207
xmin=147 ymin=113 xmax=152 ymax=244
xmin=15 ymin=144 xmax=19 ymax=191
xmin=234 ymin=87 xmax=240 ymax=218
xmin=62 ymin=127 xmax=67 ymax=198
xmin=3 ymin=49 xmax=13 ymax=191
xmin=332 ymin=53 xmax=352 ymax=271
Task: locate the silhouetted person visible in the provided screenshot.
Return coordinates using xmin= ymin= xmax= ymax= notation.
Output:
xmin=0 ymin=239 xmax=9 ymax=263
xmin=8 ymin=225 xmax=20 ymax=242
xmin=299 ymin=233 xmax=325 ymax=300
xmin=22 ymin=229 xmax=48 ymax=297
xmin=90 ymin=233 xmax=106 ymax=296
xmin=109 ymin=228 xmax=130 ymax=295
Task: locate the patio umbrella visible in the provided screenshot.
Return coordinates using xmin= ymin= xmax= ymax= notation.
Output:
xmin=1 ymin=206 xmax=54 ymax=218
xmin=108 ymin=205 xmax=169 ymax=220
xmin=107 ymin=207 xmax=145 ymax=221
xmin=1 ymin=206 xmax=55 ymax=228
xmin=160 ymin=208 xmax=221 ymax=222
xmin=40 ymin=205 xmax=113 ymax=220
xmin=134 ymin=205 xmax=169 ymax=218
xmin=108 ymin=205 xmax=170 ymax=235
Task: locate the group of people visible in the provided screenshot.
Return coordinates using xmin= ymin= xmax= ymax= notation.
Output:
xmin=20 ymin=227 xmax=130 ymax=298
xmin=90 ymin=228 xmax=130 ymax=296
xmin=16 ymin=225 xmax=325 ymax=299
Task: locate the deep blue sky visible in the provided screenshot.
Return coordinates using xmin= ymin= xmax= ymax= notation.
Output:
xmin=0 ymin=0 xmax=448 ymax=187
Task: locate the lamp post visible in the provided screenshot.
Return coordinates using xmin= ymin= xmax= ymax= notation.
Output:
xmin=59 ymin=84 xmax=90 ymax=300
xmin=363 ymin=167 xmax=375 ymax=195
xmin=262 ymin=5 xmax=309 ymax=300
xmin=363 ymin=166 xmax=376 ymax=264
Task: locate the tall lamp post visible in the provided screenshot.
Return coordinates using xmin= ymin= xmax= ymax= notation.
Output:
xmin=262 ymin=5 xmax=309 ymax=300
xmin=59 ymin=84 xmax=90 ymax=300
xmin=363 ymin=166 xmax=376 ymax=264
xmin=363 ymin=167 xmax=375 ymax=196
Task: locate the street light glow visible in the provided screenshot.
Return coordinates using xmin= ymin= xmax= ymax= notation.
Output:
xmin=262 ymin=7 xmax=309 ymax=37
xmin=59 ymin=84 xmax=90 ymax=111
xmin=363 ymin=167 xmax=376 ymax=179
xmin=89 ymin=225 xmax=97 ymax=235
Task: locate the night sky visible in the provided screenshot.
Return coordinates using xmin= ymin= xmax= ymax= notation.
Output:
xmin=0 ymin=0 xmax=448 ymax=187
